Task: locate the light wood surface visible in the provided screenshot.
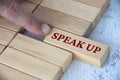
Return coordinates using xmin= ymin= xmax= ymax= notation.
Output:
xmin=0 ymin=45 xmax=5 ymax=54
xmin=0 ymin=27 xmax=16 ymax=46
xmin=0 ymin=47 xmax=62 ymax=80
xmin=74 ymin=0 xmax=110 ymax=16
xmin=41 ymin=0 xmax=100 ymax=22
xmin=28 ymin=0 xmax=42 ymax=4
xmin=74 ymin=0 xmax=108 ymax=8
xmin=9 ymin=34 xmax=72 ymax=72
xmin=44 ymin=28 xmax=110 ymax=67
xmin=21 ymin=2 xmax=36 ymax=13
xmin=90 ymin=0 xmax=110 ymax=29
xmin=0 ymin=2 xmax=36 ymax=32
xmin=0 ymin=16 xmax=21 ymax=32
xmin=0 ymin=64 xmax=39 ymax=80
xmin=34 ymin=6 xmax=92 ymax=36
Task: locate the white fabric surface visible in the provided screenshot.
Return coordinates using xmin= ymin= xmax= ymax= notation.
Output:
xmin=61 ymin=0 xmax=120 ymax=80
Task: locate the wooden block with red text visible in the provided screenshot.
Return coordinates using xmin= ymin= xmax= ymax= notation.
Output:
xmin=0 ymin=2 xmax=36 ymax=32
xmin=0 ymin=45 xmax=5 ymax=54
xmin=0 ymin=27 xmax=16 ymax=46
xmin=0 ymin=64 xmax=39 ymax=80
xmin=44 ymin=28 xmax=110 ymax=67
xmin=0 ymin=47 xmax=62 ymax=80
xmin=9 ymin=34 xmax=72 ymax=72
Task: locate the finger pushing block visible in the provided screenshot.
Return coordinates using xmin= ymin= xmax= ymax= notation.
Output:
xmin=34 ymin=6 xmax=92 ymax=37
xmin=44 ymin=28 xmax=110 ymax=67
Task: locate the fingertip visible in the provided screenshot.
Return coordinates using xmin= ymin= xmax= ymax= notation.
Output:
xmin=41 ymin=23 xmax=51 ymax=35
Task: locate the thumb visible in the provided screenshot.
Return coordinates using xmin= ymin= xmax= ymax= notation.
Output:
xmin=0 ymin=0 xmax=51 ymax=35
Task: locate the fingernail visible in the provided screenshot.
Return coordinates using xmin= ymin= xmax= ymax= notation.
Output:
xmin=41 ymin=23 xmax=51 ymax=35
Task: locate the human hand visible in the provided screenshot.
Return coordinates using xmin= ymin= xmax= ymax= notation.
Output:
xmin=0 ymin=0 xmax=51 ymax=35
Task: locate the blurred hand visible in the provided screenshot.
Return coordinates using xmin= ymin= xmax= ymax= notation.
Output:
xmin=0 ymin=0 xmax=51 ymax=35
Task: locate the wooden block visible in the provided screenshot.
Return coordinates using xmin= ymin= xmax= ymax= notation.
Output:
xmin=0 ymin=16 xmax=21 ymax=32
xmin=44 ymin=28 xmax=110 ymax=67
xmin=0 ymin=47 xmax=62 ymax=80
xmin=0 ymin=64 xmax=39 ymax=80
xmin=0 ymin=45 xmax=5 ymax=54
xmin=74 ymin=0 xmax=109 ymax=9
xmin=79 ymin=0 xmax=109 ymax=28
xmin=73 ymin=0 xmax=110 ymax=19
xmin=0 ymin=2 xmax=36 ymax=32
xmin=28 ymin=0 xmax=42 ymax=4
xmin=21 ymin=2 xmax=37 ymax=13
xmin=74 ymin=0 xmax=110 ymax=16
xmin=0 ymin=27 xmax=16 ymax=46
xmin=41 ymin=0 xmax=100 ymax=22
xmin=9 ymin=34 xmax=72 ymax=72
xmin=34 ymin=6 xmax=92 ymax=36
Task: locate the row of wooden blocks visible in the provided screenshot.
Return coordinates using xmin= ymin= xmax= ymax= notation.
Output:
xmin=0 ymin=0 xmax=110 ymax=80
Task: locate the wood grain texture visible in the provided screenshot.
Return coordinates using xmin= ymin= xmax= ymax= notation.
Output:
xmin=21 ymin=2 xmax=36 ymax=13
xmin=28 ymin=0 xmax=42 ymax=4
xmin=34 ymin=6 xmax=92 ymax=37
xmin=9 ymin=34 xmax=72 ymax=72
xmin=0 ymin=47 xmax=62 ymax=80
xmin=89 ymin=0 xmax=110 ymax=29
xmin=0 ymin=64 xmax=39 ymax=80
xmin=74 ymin=0 xmax=109 ymax=8
xmin=0 ymin=16 xmax=21 ymax=32
xmin=41 ymin=0 xmax=100 ymax=22
xmin=44 ymin=28 xmax=110 ymax=67
xmin=0 ymin=27 xmax=16 ymax=46
xmin=0 ymin=2 xmax=36 ymax=32
xmin=0 ymin=45 xmax=5 ymax=54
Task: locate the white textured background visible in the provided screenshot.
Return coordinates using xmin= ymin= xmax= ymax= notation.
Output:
xmin=61 ymin=0 xmax=120 ymax=80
